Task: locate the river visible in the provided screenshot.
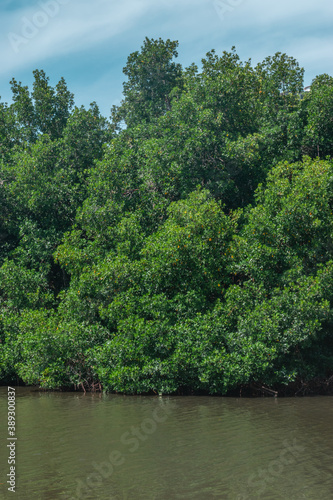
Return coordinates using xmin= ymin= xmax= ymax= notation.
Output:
xmin=0 ymin=388 xmax=332 ymax=499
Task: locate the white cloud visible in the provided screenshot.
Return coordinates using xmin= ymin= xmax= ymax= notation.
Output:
xmin=287 ymin=34 xmax=333 ymax=82
xmin=1 ymin=0 xmax=333 ymax=110
xmin=2 ymin=0 xmax=332 ymax=78
xmin=0 ymin=0 xmax=159 ymax=76
xmin=212 ymin=0 xmax=333 ymax=28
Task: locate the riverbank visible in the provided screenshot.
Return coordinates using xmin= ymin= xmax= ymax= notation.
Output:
xmin=2 ymin=374 xmax=333 ymax=397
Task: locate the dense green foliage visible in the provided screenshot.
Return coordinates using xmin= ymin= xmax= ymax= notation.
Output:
xmin=1 ymin=38 xmax=333 ymax=394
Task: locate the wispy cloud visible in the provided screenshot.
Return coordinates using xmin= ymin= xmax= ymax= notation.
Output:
xmin=1 ymin=0 xmax=332 ymax=113
xmin=0 ymin=0 xmax=161 ymax=77
xmin=208 ymin=0 xmax=333 ymax=80
xmin=212 ymin=0 xmax=333 ymax=28
xmin=289 ymin=34 xmax=333 ymax=82
xmin=2 ymin=0 xmax=332 ymax=77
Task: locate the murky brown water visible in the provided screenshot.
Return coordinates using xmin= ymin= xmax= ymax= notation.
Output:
xmin=0 ymin=388 xmax=332 ymax=499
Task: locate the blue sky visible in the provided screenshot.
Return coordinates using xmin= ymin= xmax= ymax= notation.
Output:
xmin=1 ymin=0 xmax=332 ymax=118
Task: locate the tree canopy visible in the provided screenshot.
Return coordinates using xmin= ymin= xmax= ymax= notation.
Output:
xmin=0 ymin=40 xmax=332 ymax=395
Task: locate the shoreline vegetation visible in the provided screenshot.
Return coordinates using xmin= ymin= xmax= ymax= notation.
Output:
xmin=1 ymin=376 xmax=333 ymax=397
xmin=1 ymin=38 xmax=333 ymax=396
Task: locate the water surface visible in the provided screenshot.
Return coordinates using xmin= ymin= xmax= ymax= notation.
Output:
xmin=0 ymin=388 xmax=332 ymax=499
